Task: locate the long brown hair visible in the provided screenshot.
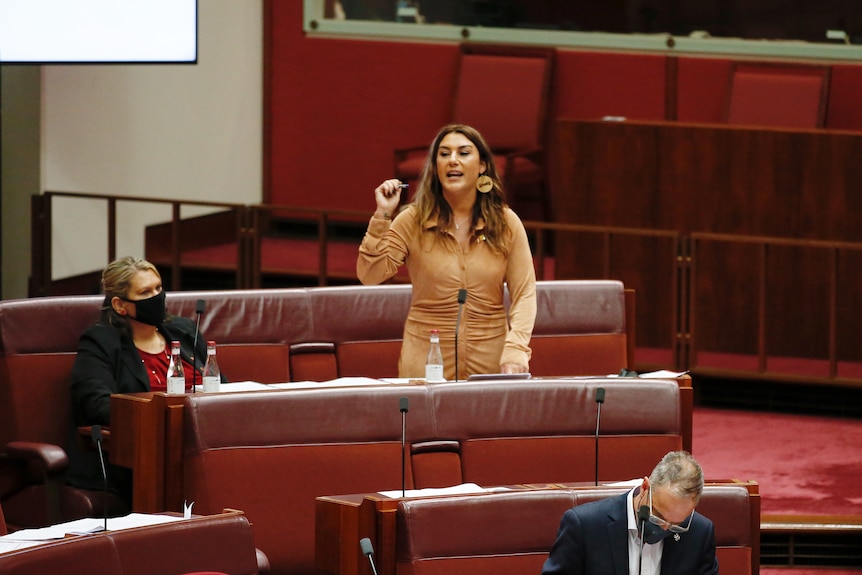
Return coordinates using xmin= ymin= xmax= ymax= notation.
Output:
xmin=411 ymin=124 xmax=510 ymax=255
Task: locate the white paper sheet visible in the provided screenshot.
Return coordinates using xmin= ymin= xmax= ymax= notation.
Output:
xmin=377 ymin=483 xmax=511 ymax=499
xmin=0 ymin=513 xmax=187 ymax=543
xmin=270 ymin=377 xmax=393 ymax=389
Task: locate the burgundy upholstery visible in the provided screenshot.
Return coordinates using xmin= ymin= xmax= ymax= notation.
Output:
xmin=0 ymin=533 xmax=111 ymax=575
xmin=726 ymin=63 xmax=830 ymax=129
xmin=528 ymin=280 xmax=627 ymax=376
xmin=430 ymin=379 xmax=681 ymax=486
xmin=0 ymin=512 xmax=260 ymax=575
xmin=397 ymin=490 xmax=575 ymax=575
xmin=395 ymin=484 xmax=758 ymax=575
xmin=181 ymin=378 xmax=684 ymax=575
xmin=182 ymin=385 xmax=436 ymax=575
xmin=1 ymin=280 xmax=629 ymax=533
xmin=0 ymin=297 xmax=128 ymax=529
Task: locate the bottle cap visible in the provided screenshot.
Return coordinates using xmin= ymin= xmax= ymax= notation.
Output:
xmin=430 ymin=329 xmax=439 ymax=335
xmin=207 ymin=340 xmax=216 ymax=346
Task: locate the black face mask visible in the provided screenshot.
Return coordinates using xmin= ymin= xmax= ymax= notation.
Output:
xmin=641 ymin=518 xmax=673 ymax=545
xmin=124 ymin=290 xmax=166 ymax=326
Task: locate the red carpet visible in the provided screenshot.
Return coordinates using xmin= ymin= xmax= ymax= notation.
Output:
xmin=761 ymin=570 xmax=861 ymax=574
xmin=692 ymin=407 xmax=862 ymax=516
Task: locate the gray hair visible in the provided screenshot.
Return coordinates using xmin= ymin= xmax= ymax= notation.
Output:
xmin=649 ymin=451 xmax=704 ymax=503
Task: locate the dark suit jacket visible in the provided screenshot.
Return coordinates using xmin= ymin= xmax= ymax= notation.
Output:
xmin=66 ymin=315 xmax=216 ymax=499
xmin=542 ymin=492 xmax=719 ymax=575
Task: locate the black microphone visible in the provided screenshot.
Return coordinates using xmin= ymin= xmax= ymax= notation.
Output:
xmin=399 ymin=397 xmax=408 ymax=498
xmin=192 ymin=299 xmax=205 ymax=393
xmin=360 ymin=537 xmax=380 ymax=575
xmin=594 ymin=387 xmax=605 ymax=486
xmin=638 ymin=504 xmax=650 ymax=575
xmin=455 ymin=289 xmax=467 ymax=382
xmin=92 ymin=425 xmax=109 ymax=532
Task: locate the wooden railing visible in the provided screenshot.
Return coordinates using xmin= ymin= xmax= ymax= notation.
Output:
xmin=30 ymin=191 xmax=862 ymax=386
xmin=688 ymin=232 xmax=862 ymax=385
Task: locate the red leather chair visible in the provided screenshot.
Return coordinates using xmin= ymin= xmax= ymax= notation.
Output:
xmin=394 ymin=43 xmax=555 ymax=221
xmin=725 ymin=62 xmax=830 ymax=129
xmin=0 ymin=296 xmax=128 ymax=530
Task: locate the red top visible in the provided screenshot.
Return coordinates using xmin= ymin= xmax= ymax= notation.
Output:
xmin=139 ymin=348 xmax=195 ymax=392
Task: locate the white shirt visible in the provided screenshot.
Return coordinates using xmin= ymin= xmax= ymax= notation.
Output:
xmin=627 ymin=487 xmax=663 ymax=575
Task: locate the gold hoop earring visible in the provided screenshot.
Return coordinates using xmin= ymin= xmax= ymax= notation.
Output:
xmin=476 ymin=174 xmax=493 ymax=194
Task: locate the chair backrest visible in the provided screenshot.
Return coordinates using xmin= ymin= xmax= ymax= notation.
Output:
xmin=0 ymin=512 xmax=258 ymax=575
xmin=0 ymin=295 xmax=103 ymax=451
xmin=453 ymin=44 xmax=554 ymax=151
xmin=725 ymin=63 xmax=830 ymax=129
xmin=395 ymin=484 xmax=758 ymax=575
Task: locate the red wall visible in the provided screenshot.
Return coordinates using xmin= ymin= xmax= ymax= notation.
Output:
xmin=553 ymin=50 xmax=667 ymax=121
xmin=826 ymin=64 xmax=862 ymax=131
xmin=266 ymin=2 xmax=862 ymax=212
xmin=267 ymin=2 xmax=456 ymax=211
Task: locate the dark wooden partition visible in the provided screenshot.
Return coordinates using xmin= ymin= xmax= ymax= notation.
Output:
xmin=551 ymin=119 xmax=862 ymax=381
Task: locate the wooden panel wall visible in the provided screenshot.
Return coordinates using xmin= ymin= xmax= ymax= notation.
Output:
xmin=551 ymin=119 xmax=862 ymax=363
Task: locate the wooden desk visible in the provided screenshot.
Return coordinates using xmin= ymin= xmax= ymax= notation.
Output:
xmin=108 ymin=375 xmax=692 ymax=516
xmin=315 ymin=481 xmax=760 ymax=575
xmin=316 ymin=493 xmax=394 ymax=575
xmin=109 ymin=392 xmax=186 ymax=513
xmin=0 ymin=510 xmax=260 ymax=574
xmin=315 ymin=488 xmax=549 ymax=575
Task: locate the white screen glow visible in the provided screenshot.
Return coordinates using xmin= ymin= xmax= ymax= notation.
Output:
xmin=0 ymin=0 xmax=197 ymax=63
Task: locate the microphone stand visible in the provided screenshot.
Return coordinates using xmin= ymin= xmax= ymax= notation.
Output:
xmin=92 ymin=425 xmax=109 ymax=532
xmin=192 ymin=299 xmax=205 ymax=393
xmin=399 ymin=397 xmax=408 ymax=498
xmin=594 ymin=387 xmax=605 ymax=486
xmin=638 ymin=504 xmax=649 ymax=575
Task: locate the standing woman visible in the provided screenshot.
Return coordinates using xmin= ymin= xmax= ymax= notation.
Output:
xmin=358 ymin=124 xmax=537 ymax=379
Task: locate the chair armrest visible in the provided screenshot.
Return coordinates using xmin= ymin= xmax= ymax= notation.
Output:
xmin=256 ymin=547 xmax=272 ymax=574
xmin=6 ymin=440 xmax=69 ymax=475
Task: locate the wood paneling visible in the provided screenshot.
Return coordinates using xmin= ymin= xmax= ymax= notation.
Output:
xmin=551 ymin=119 xmax=862 ymax=365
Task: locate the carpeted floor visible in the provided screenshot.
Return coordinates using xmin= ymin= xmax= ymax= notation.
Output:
xmin=761 ymin=569 xmax=862 ymax=574
xmin=692 ymin=407 xmax=862 ymax=516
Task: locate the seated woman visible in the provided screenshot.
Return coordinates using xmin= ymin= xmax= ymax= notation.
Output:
xmin=67 ymin=256 xmax=223 ymax=506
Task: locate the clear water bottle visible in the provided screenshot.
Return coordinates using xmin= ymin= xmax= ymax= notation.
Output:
xmin=425 ymin=329 xmax=445 ymax=382
xmin=202 ymin=340 xmax=221 ymax=392
xmin=166 ymin=340 xmax=186 ymax=394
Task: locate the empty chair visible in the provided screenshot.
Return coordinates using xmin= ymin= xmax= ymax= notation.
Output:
xmin=725 ymin=63 xmax=830 ymax=129
xmin=394 ymin=43 xmax=554 ymax=221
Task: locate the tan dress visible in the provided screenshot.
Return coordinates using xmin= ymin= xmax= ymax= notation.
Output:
xmin=357 ymin=205 xmax=537 ymax=379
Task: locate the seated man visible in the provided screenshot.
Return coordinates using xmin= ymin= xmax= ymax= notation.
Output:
xmin=542 ymin=451 xmax=718 ymax=575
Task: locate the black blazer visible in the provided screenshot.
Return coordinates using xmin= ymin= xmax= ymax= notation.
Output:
xmin=542 ymin=492 xmax=719 ymax=575
xmin=67 ymin=315 xmax=216 ymax=498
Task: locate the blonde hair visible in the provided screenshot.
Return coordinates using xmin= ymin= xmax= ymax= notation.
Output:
xmin=100 ymin=256 xmax=162 ymax=331
xmin=411 ymin=124 xmax=511 ymax=255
